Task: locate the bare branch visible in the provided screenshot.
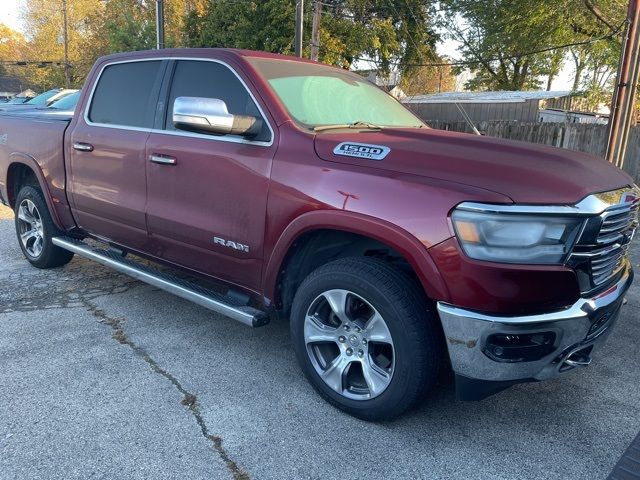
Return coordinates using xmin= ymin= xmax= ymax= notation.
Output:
xmin=584 ymin=0 xmax=617 ymax=33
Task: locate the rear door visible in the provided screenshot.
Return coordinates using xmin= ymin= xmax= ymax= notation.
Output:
xmin=68 ymin=59 xmax=165 ymax=251
xmin=144 ymin=59 xmax=276 ymax=291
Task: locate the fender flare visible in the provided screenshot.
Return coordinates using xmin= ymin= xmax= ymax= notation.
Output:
xmin=5 ymin=153 xmax=65 ymax=230
xmin=262 ymin=210 xmax=451 ymax=305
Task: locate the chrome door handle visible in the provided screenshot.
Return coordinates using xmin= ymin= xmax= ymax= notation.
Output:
xmin=73 ymin=142 xmax=94 ymax=152
xmin=149 ymin=154 xmax=177 ymax=165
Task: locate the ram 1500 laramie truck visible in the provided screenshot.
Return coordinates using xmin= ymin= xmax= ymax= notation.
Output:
xmin=0 ymin=49 xmax=637 ymax=420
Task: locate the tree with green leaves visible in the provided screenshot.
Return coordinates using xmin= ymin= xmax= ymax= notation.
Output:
xmin=185 ymin=0 xmax=296 ymax=53
xmin=438 ymin=0 xmax=626 ymax=92
xmin=97 ymin=0 xmax=203 ymax=51
xmin=565 ymin=1 xmax=626 ymax=109
xmin=438 ymin=0 xmax=582 ymax=91
xmin=184 ymin=0 xmax=440 ymax=77
xmin=318 ymin=0 xmax=438 ymax=74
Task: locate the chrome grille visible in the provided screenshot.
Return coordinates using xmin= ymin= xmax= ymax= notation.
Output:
xmin=597 ymin=202 xmax=639 ymax=244
xmin=590 ymin=244 xmax=627 ymax=285
xmin=569 ymin=189 xmax=639 ymax=292
xmin=589 ymin=198 xmax=637 ymax=286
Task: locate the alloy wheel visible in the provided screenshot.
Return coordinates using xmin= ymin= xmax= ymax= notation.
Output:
xmin=304 ymin=289 xmax=395 ymax=400
xmin=17 ymin=198 xmax=45 ymax=258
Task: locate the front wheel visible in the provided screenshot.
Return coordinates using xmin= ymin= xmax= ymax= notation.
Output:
xmin=290 ymin=257 xmax=443 ymax=421
xmin=14 ymin=185 xmax=74 ymax=269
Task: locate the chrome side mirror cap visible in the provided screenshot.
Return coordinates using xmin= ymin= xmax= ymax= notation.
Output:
xmin=173 ymin=96 xmax=261 ymax=138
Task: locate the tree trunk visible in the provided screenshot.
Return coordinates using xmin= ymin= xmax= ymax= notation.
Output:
xmin=572 ymin=64 xmax=585 ymax=91
xmin=547 ymin=73 xmax=555 ymax=91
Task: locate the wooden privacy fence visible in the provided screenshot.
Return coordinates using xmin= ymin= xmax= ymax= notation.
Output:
xmin=427 ymin=121 xmax=640 ymax=183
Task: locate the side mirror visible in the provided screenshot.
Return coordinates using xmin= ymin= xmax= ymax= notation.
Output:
xmin=173 ymin=96 xmax=261 ymax=138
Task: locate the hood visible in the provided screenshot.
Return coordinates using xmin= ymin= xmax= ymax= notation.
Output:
xmin=314 ymin=128 xmax=634 ymax=204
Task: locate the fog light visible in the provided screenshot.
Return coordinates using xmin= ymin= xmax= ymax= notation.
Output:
xmin=587 ymin=307 xmax=620 ymax=338
xmin=484 ymin=332 xmax=556 ymax=363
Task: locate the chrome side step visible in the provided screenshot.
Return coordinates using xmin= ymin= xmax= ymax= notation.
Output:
xmin=52 ymin=237 xmax=269 ymax=327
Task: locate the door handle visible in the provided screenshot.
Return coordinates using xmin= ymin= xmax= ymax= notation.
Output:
xmin=149 ymin=154 xmax=177 ymax=166
xmin=73 ymin=142 xmax=94 ymax=152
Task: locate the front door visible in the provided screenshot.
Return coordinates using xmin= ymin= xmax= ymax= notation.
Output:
xmin=68 ymin=59 xmax=165 ymax=251
xmin=144 ymin=59 xmax=276 ymax=292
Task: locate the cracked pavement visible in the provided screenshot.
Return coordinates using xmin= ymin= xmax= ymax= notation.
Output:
xmin=1 ymin=203 xmax=639 ymax=479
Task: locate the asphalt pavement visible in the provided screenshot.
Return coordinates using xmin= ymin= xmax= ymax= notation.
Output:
xmin=1 ymin=203 xmax=639 ymax=480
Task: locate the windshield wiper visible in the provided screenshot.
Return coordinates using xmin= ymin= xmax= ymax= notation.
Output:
xmin=313 ymin=121 xmax=383 ymax=132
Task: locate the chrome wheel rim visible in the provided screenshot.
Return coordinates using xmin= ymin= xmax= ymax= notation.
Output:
xmin=17 ymin=199 xmax=44 ymax=258
xmin=304 ymin=289 xmax=395 ymax=400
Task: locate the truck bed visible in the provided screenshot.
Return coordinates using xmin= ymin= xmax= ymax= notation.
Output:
xmin=0 ymin=113 xmax=73 ymax=227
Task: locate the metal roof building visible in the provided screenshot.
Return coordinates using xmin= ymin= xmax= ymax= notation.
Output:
xmin=402 ymin=90 xmax=572 ymax=124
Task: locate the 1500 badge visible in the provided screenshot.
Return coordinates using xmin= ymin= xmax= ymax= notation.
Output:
xmin=333 ymin=142 xmax=390 ymax=161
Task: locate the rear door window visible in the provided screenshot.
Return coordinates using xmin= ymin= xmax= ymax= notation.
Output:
xmin=89 ymin=60 xmax=163 ymax=128
xmin=164 ymin=60 xmax=271 ymax=142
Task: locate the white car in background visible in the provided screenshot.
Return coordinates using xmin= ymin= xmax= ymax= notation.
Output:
xmin=0 ymin=88 xmax=78 ymax=112
xmin=2 ymin=91 xmax=81 ymax=118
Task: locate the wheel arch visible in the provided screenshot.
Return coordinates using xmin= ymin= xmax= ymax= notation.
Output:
xmin=5 ymin=154 xmax=64 ymax=229
xmin=263 ymin=210 xmax=450 ymax=314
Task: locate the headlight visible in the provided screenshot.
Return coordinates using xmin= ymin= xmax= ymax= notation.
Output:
xmin=451 ymin=208 xmax=584 ymax=264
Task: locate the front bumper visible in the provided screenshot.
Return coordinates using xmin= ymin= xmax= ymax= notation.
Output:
xmin=437 ymin=260 xmax=633 ymax=399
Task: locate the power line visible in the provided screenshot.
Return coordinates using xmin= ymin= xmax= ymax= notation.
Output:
xmin=0 ymin=60 xmax=67 ymax=66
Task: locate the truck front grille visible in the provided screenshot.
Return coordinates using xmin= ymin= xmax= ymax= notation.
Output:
xmin=592 ymin=200 xmax=638 ymax=285
xmin=569 ymin=190 xmax=639 ymax=293
xmin=589 ymin=242 xmax=629 ymax=286
xmin=598 ymin=202 xmax=639 ymax=244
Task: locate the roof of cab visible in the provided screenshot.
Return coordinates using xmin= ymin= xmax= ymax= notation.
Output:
xmin=95 ymin=48 xmax=320 ymax=65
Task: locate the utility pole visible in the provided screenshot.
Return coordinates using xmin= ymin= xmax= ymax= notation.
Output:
xmin=156 ymin=0 xmax=165 ymax=49
xmin=294 ymin=0 xmax=304 ymax=58
xmin=62 ymin=0 xmax=70 ymax=88
xmin=310 ymin=1 xmax=321 ymax=61
xmin=606 ymin=0 xmax=640 ymax=168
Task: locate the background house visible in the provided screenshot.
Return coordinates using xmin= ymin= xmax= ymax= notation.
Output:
xmin=356 ymin=69 xmax=406 ymax=99
xmin=402 ymin=90 xmax=576 ymax=124
xmin=0 ymin=73 xmax=27 ymax=95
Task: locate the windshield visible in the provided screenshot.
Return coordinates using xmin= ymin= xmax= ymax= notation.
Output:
xmin=25 ymin=89 xmax=61 ymax=107
xmin=48 ymin=91 xmax=80 ymax=110
xmin=248 ymin=58 xmax=423 ymax=129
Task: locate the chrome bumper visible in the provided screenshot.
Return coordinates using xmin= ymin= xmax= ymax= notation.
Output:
xmin=437 ymin=261 xmax=633 ymax=385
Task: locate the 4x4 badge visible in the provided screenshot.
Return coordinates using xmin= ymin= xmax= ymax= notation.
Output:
xmin=333 ymin=142 xmax=390 ymax=161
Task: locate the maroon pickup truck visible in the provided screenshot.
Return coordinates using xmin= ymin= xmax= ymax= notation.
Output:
xmin=0 ymin=49 xmax=637 ymax=420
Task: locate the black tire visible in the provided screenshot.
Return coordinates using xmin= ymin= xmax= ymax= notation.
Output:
xmin=290 ymin=257 xmax=443 ymax=421
xmin=14 ymin=185 xmax=74 ymax=269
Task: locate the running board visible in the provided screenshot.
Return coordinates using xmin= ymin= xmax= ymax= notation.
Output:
xmin=52 ymin=237 xmax=269 ymax=327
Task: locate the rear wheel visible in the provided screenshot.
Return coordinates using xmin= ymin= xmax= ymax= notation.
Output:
xmin=290 ymin=257 xmax=443 ymax=421
xmin=14 ymin=185 xmax=74 ymax=269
